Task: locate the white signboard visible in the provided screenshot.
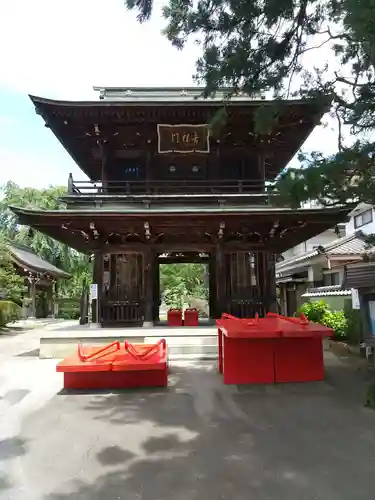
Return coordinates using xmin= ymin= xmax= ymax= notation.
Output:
xmin=90 ymin=284 xmax=98 ymax=301
xmin=351 ymin=288 xmax=360 ymax=310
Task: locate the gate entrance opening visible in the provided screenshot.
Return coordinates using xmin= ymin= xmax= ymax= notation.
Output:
xmin=157 ymin=252 xmax=210 ymax=324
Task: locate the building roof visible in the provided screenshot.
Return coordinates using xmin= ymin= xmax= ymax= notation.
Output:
xmin=276 ymin=231 xmax=367 ymax=273
xmin=343 ymin=261 xmax=375 ymax=289
xmin=8 ymin=244 xmax=71 ymax=279
xmin=29 ymin=91 xmax=329 ymax=181
xmin=93 ymin=87 xmax=266 ymax=102
xmin=301 ymin=285 xmax=352 ymax=298
xmin=9 ymin=204 xmax=352 ymax=254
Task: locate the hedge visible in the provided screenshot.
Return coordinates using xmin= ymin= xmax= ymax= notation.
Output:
xmin=298 ymin=300 xmax=363 ymax=343
xmin=0 ymin=300 xmax=21 ymax=327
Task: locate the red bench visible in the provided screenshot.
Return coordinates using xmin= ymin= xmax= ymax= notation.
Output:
xmin=56 ymin=340 xmax=168 ymax=390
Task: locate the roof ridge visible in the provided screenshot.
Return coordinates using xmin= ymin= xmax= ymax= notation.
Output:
xmin=323 ymin=232 xmax=358 ymax=251
xmin=277 ymin=231 xmax=366 ymax=270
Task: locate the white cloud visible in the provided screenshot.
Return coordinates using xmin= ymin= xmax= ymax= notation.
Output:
xmin=0 ymin=0 xmax=201 ymax=99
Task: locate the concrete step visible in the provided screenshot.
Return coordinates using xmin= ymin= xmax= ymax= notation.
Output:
xmin=167 ymin=343 xmax=217 ymax=357
xmin=168 ymin=353 xmax=218 ymax=361
xmin=40 ymin=333 xmax=218 ymax=359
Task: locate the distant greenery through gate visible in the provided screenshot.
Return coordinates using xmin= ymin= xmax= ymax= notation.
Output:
xmin=159 ymin=263 xmax=208 ymax=311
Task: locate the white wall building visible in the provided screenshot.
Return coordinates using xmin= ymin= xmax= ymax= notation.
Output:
xmin=276 ymin=203 xmax=375 ymax=314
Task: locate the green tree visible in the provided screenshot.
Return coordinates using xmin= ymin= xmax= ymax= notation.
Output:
xmin=160 ymin=263 xmax=207 ymax=308
xmin=0 ymin=236 xmax=25 ymax=304
xmin=0 ymin=182 xmax=91 ymax=304
xmin=126 ymin=0 xmax=375 ymax=206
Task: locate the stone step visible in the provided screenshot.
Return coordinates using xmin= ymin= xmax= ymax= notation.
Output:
xmin=167 ymin=343 xmax=218 ymax=356
xmin=40 ymin=333 xmax=218 ymax=359
xmin=168 ymin=353 xmax=218 ymax=361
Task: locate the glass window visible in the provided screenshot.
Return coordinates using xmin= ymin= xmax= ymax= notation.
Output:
xmin=368 ymin=301 xmax=375 ymax=336
xmin=324 ymin=272 xmax=340 ymax=286
xmin=354 ymin=209 xmax=373 ymax=228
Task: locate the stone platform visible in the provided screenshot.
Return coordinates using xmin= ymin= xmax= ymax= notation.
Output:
xmin=39 ymin=322 xmax=218 ymax=359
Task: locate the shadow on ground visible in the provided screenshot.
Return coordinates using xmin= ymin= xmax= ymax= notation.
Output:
xmin=1 ymin=359 xmax=372 ymax=500
xmin=0 ymin=437 xmax=29 ymax=493
xmin=0 ymin=328 xmax=30 ymax=338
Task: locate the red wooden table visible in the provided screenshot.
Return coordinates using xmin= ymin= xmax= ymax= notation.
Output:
xmin=184 ymin=308 xmax=199 ymax=326
xmin=265 ymin=313 xmax=333 ymax=383
xmin=217 ymin=315 xmax=282 ymax=384
xmin=167 ymin=308 xmax=183 ymax=326
xmin=217 ymin=313 xmax=332 ymax=385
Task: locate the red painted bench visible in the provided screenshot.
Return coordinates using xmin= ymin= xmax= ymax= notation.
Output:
xmin=56 ymin=340 xmax=168 ymax=390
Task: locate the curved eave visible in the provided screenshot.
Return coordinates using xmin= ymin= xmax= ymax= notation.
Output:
xmin=9 ymin=204 xmax=353 ymax=218
xmin=9 ymin=204 xmax=353 ymax=254
xmin=8 ymin=246 xmax=72 ymax=280
xmin=29 ymin=93 xmax=331 ymax=181
xmin=12 ymin=257 xmax=72 ymax=280
xmin=29 ymin=93 xmax=331 ymax=109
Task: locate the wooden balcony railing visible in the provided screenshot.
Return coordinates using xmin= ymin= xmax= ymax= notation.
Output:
xmin=67 ymin=175 xmax=276 ymax=197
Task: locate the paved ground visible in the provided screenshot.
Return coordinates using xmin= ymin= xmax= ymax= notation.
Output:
xmin=1 ymin=327 xmax=375 ymax=500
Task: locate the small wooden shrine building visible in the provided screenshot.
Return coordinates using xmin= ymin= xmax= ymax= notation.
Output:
xmin=10 ymin=87 xmax=352 ymax=326
xmin=7 ymin=243 xmax=71 ymax=318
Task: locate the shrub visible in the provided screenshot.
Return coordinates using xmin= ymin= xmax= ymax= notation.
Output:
xmin=0 ymin=300 xmax=21 ymax=327
xmin=343 ymin=302 xmax=363 ymax=345
xmin=298 ymin=300 xmax=330 ymax=323
xmin=321 ymin=310 xmax=348 ymax=339
xmin=58 ymin=307 xmax=80 ymax=320
xmin=364 ymin=381 xmax=375 ymax=410
xmin=298 ymin=300 xmax=363 ymax=343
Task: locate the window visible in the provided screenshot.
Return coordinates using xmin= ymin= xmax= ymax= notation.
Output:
xmin=324 ymin=272 xmax=340 ymax=286
xmin=354 ymin=209 xmax=373 ymax=228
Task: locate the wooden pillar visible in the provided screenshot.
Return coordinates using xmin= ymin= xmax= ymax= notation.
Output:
xmin=266 ymin=252 xmax=277 ymax=313
xmin=143 ymin=248 xmax=154 ymax=327
xmin=91 ymin=253 xmax=101 ymax=324
xmin=208 ymin=252 xmax=216 ymax=319
xmin=29 ymin=275 xmax=37 ymax=319
xmin=215 ymin=244 xmax=226 ymax=318
xmin=152 ymin=253 xmax=160 ymax=322
xmin=257 ymin=151 xmax=266 ymax=195
xmin=145 ymin=151 xmax=151 ymax=194
xmin=47 ymin=282 xmax=55 ymax=318
xmin=99 ymin=140 xmax=108 ymax=192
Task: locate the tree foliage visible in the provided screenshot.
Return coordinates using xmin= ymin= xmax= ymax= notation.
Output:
xmin=0 ymin=235 xmax=25 ymax=304
xmin=0 ymin=182 xmax=91 ymax=302
xmin=126 ymin=0 xmax=375 ymax=206
xmin=160 ymin=263 xmax=208 ymax=308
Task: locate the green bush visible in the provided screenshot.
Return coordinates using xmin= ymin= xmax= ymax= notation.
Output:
xmin=58 ymin=307 xmax=80 ymax=320
xmin=364 ymin=381 xmax=375 ymax=410
xmin=298 ymin=299 xmax=365 ymax=343
xmin=0 ymin=300 xmax=21 ymax=327
xmin=321 ymin=310 xmax=348 ymax=339
xmin=298 ymin=300 xmax=330 ymax=323
xmin=343 ymin=303 xmax=363 ymax=345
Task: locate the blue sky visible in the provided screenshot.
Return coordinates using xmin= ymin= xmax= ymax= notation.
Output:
xmin=0 ymin=0 xmax=341 ymax=188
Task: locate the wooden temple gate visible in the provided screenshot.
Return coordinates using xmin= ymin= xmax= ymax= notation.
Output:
xmin=94 ymin=248 xmax=276 ymax=327
xmin=10 ymin=89 xmax=353 ymax=329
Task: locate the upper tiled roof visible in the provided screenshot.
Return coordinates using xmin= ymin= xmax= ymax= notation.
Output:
xmin=92 ymin=86 xmax=264 ymax=102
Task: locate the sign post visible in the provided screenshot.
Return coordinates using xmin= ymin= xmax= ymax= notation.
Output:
xmin=89 ymin=284 xmax=99 ymax=327
xmin=351 ymin=288 xmax=360 ymax=310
